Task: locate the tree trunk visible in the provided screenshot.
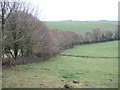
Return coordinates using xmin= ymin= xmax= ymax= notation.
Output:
xmin=1 ymin=2 xmax=5 ymax=59
xmin=13 ymin=43 xmax=18 ymax=59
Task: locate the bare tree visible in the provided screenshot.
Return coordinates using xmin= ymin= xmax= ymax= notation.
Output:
xmin=0 ymin=0 xmax=45 ymax=66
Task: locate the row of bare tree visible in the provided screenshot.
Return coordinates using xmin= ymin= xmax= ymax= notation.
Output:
xmin=1 ymin=0 xmax=80 ymax=66
xmin=1 ymin=0 xmax=119 ymax=66
xmin=77 ymin=28 xmax=118 ymax=44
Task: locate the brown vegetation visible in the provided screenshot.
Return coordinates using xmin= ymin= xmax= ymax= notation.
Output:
xmin=1 ymin=0 xmax=119 ymax=66
xmin=77 ymin=28 xmax=118 ymax=44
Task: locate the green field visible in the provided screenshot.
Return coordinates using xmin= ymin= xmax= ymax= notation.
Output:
xmin=44 ymin=21 xmax=117 ymax=31
xmin=2 ymin=41 xmax=118 ymax=88
xmin=63 ymin=41 xmax=118 ymax=57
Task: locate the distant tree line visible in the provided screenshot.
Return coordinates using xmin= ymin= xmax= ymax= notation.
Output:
xmin=77 ymin=28 xmax=119 ymax=44
xmin=1 ymin=0 xmax=119 ymax=66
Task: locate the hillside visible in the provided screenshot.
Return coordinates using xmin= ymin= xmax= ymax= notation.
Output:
xmin=3 ymin=41 xmax=118 ymax=88
xmin=44 ymin=21 xmax=117 ymax=32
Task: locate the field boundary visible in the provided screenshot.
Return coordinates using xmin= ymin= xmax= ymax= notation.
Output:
xmin=60 ymin=53 xmax=119 ymax=59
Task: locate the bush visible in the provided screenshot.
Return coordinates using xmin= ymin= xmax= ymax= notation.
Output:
xmin=77 ymin=28 xmax=118 ymax=44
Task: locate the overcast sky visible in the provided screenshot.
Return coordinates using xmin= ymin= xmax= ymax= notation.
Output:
xmin=30 ymin=0 xmax=119 ymax=21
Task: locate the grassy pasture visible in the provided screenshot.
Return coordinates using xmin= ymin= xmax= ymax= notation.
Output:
xmin=2 ymin=41 xmax=118 ymax=88
xmin=63 ymin=40 xmax=118 ymax=57
xmin=44 ymin=21 xmax=117 ymax=31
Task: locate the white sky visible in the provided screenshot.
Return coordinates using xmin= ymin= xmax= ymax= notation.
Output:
xmin=30 ymin=0 xmax=119 ymax=21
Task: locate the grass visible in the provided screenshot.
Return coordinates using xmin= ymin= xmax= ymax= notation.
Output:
xmin=2 ymin=41 xmax=118 ymax=88
xmin=63 ymin=40 xmax=118 ymax=57
xmin=44 ymin=21 xmax=116 ymax=32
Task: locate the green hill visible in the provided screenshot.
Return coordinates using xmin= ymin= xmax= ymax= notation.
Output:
xmin=44 ymin=21 xmax=117 ymax=32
